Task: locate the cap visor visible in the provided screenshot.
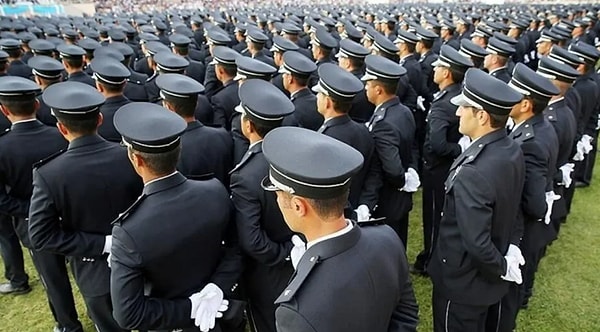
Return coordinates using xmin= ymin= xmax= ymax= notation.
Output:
xmin=450 ymin=93 xmax=473 ymax=107
xmin=431 ymin=59 xmax=450 ymax=67
xmin=360 ymin=72 xmax=379 ymax=81
xmin=261 ymin=175 xmax=281 ymax=192
xmin=278 ymin=66 xmax=291 ymax=74
xmin=311 ymin=82 xmax=327 ymax=94
xmin=234 ymin=104 xmax=245 ymax=114
xmin=233 ymin=73 xmax=246 ymax=81
xmin=209 ymin=58 xmax=218 ymax=65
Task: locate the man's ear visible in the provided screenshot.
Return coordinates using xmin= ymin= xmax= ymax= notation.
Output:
xmin=0 ymin=104 xmax=10 ymax=117
xmin=291 ymin=196 xmax=308 ymax=218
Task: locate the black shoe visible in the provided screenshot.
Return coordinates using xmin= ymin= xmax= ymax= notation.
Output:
xmin=409 ymin=264 xmax=428 ymax=276
xmin=0 ymin=282 xmax=32 ymax=295
xmin=574 ymin=181 xmax=589 ymax=188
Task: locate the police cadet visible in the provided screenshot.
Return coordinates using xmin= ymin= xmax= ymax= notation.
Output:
xmin=0 ymin=39 xmax=32 ymax=79
xmin=311 ymin=28 xmax=338 ymax=68
xmin=501 ymin=62 xmax=561 ymax=330
xmin=460 ymin=39 xmax=487 ymax=69
xmin=413 ymin=45 xmax=473 ymax=275
xmin=146 ymin=45 xmax=189 ymax=103
xmin=211 ymin=46 xmax=242 ymax=130
xmin=260 ymin=126 xmax=419 ymax=332
xmin=279 ymin=51 xmax=321 ymax=130
xmin=427 ymin=69 xmax=525 ymax=332
xmin=440 ymin=20 xmax=459 ymax=50
xmin=230 ymin=56 xmax=277 ymax=163
xmin=109 ymin=42 xmax=150 ymax=102
xmin=28 ymin=55 xmax=64 ymax=127
xmin=230 ymin=79 xmax=295 ymax=332
xmin=537 ymin=56 xmax=579 ymax=235
xmin=335 ymin=39 xmax=373 ymax=123
xmin=269 ymin=35 xmax=300 ymax=96
xmin=170 ymin=33 xmax=207 ymax=85
xmin=484 ymin=37 xmax=515 ymax=83
xmin=28 ymin=82 xmax=143 ymax=332
xmin=90 ymin=57 xmax=132 ymax=142
xmin=110 ymin=103 xmax=240 ymax=332
xmin=204 ymin=29 xmax=233 ymax=100
xmin=360 ymin=55 xmax=418 ymax=247
xmin=0 ymin=77 xmax=84 ymax=332
xmin=246 ymin=29 xmax=276 ymax=67
xmin=416 ymin=26 xmax=440 ymax=103
xmin=232 ymin=23 xmax=248 ymax=54
xmin=58 ymin=44 xmax=96 ymax=87
xmin=156 ymin=73 xmax=233 ymax=184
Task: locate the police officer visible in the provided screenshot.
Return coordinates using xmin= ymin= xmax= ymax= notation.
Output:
xmin=170 ymin=33 xmax=206 ymax=85
xmin=156 ymin=73 xmax=233 ymax=184
xmin=110 ymin=102 xmax=241 ymax=332
xmin=204 ymin=29 xmax=232 ymax=100
xmin=416 ymin=27 xmax=440 ymax=103
xmin=211 ymin=46 xmax=241 ymax=130
xmin=311 ymin=28 xmax=338 ymax=68
xmin=245 ymin=29 xmax=276 ymax=67
xmin=269 ymin=35 xmax=300 ymax=96
xmin=312 ymin=63 xmax=375 ymax=212
xmin=58 ymin=44 xmax=96 ymax=87
xmin=0 ymin=77 xmax=85 ymax=332
xmin=501 ymin=63 xmax=560 ymax=330
xmin=0 ymin=39 xmax=32 ymax=79
xmin=145 ymin=45 xmax=189 ymax=103
xmin=109 ymin=42 xmax=150 ymax=102
xmin=90 ymin=57 xmax=132 ymax=142
xmin=29 ymin=81 xmax=143 ymax=332
xmin=484 ymin=37 xmax=515 ymax=83
xmin=413 ymin=45 xmax=473 ymax=275
xmin=359 ymin=54 xmax=418 ymax=248
xmin=278 ymin=51 xmax=320 ymax=130
xmin=28 ymin=55 xmax=63 ymax=127
xmin=460 ymin=39 xmax=487 ymax=69
xmin=261 ymin=126 xmax=419 ymax=332
xmin=428 ymin=69 xmax=525 ymax=332
xmin=335 ymin=39 xmax=374 ymax=123
xmin=230 ymin=79 xmax=295 ymax=332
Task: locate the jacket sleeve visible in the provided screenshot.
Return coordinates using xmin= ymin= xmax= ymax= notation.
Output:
xmin=28 ymin=169 xmax=105 ymax=256
xmin=388 ymin=254 xmax=419 ymax=332
xmin=427 ymin=108 xmax=462 ymax=159
xmin=0 ymin=182 xmax=29 ymax=218
xmin=371 ymin=121 xmax=406 ymax=189
xmin=520 ymin=141 xmax=549 ymax=221
xmin=110 ymin=225 xmax=193 ymax=330
xmin=230 ymin=173 xmax=292 ymax=267
xmin=453 ymin=165 xmax=506 ymax=279
xmin=275 ymin=305 xmax=318 ymax=332
xmin=211 ymin=95 xmax=228 ymax=128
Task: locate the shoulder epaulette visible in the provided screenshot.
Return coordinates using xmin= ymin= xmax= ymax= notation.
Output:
xmin=112 ymin=194 xmax=147 ymax=225
xmin=33 ymin=149 xmax=65 ymax=169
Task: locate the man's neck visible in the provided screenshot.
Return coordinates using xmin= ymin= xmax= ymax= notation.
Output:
xmin=8 ymin=115 xmax=36 ymax=124
xmin=303 ymin=216 xmax=348 ymax=243
xmin=66 ymin=68 xmax=83 ymax=75
xmin=103 ymin=92 xmax=124 ymax=99
xmin=288 ymin=85 xmax=307 ymax=96
xmin=375 ymin=94 xmax=396 ymax=107
xmin=437 ymin=80 xmax=453 ymax=91
xmin=512 ymin=112 xmax=534 ymax=125
xmin=142 ymin=171 xmax=175 ymax=185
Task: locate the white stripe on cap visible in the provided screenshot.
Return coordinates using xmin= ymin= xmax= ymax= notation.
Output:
xmin=131 ymin=136 xmax=180 ymax=149
xmin=160 ymin=90 xmax=194 ymax=99
xmin=464 ymin=85 xmax=513 ymax=110
xmin=92 ymin=73 xmax=127 ymax=85
xmin=271 ymin=164 xmax=351 ymax=189
xmin=239 ymin=104 xmax=285 ymax=121
xmin=537 ymin=65 xmax=578 ymax=81
xmin=364 ymin=67 xmax=400 ymax=80
xmin=319 ymin=78 xmax=357 ymax=98
xmin=32 ymin=68 xmax=62 ymax=79
xmin=509 ymin=76 xmax=555 ymax=98
xmin=52 ymin=106 xmax=100 ymax=115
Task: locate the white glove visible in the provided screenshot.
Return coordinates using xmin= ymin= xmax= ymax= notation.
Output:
xmin=458 ymin=135 xmax=471 ymax=153
xmin=103 ymin=235 xmax=112 ymax=254
xmin=506 ymin=244 xmax=525 ymax=266
xmin=501 ymin=255 xmax=523 ymax=284
xmin=190 ymin=283 xmax=225 ymax=332
xmin=506 ymin=117 xmax=515 ymax=131
xmin=581 ymin=134 xmax=593 ymax=154
xmin=106 ymin=252 xmax=112 ymax=268
xmin=573 ymin=140 xmax=586 ymax=161
xmin=596 ymin=115 xmax=600 ymax=130
xmin=290 ymin=235 xmax=306 ymax=270
xmin=417 ymin=96 xmax=426 ymax=111
xmin=559 ymin=163 xmax=575 ymax=188
xmin=401 ymin=168 xmax=420 ymax=193
xmin=544 ymin=191 xmax=561 ymax=225
xmin=354 ymin=204 xmax=370 ymax=222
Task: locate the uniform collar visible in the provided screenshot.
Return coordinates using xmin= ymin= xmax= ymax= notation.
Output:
xmin=547 ymin=97 xmax=564 ymax=106
xmin=306 ymin=220 xmax=353 ymax=249
xmin=488 ymin=66 xmax=507 ymax=75
xmin=68 ymin=134 xmax=107 ymax=150
xmin=185 ymin=120 xmax=204 ymax=131
xmin=10 ymin=118 xmax=40 ymax=130
xmin=104 ymin=95 xmax=129 ymax=104
xmin=290 ymin=87 xmax=310 ymax=100
xmin=143 ymin=171 xmax=186 ymax=195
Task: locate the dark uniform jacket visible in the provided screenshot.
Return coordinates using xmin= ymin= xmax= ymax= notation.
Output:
xmin=348 ymin=68 xmax=375 ymax=123
xmin=573 ymin=71 xmax=599 ymax=141
xmin=400 ymin=53 xmax=427 ymax=100
xmin=489 ymin=66 xmax=511 ymax=83
xmin=67 ymin=71 xmax=96 ymax=87
xmin=281 ymin=88 xmax=322 ymax=130
xmin=428 ymin=129 xmax=525 ymax=306
xmin=7 ymin=59 xmax=32 ymax=79
xmin=274 ymin=223 xmax=419 ymax=332
xmin=36 ymin=90 xmax=58 ymax=126
xmin=124 ymin=69 xmax=149 ymax=102
xmin=110 ymin=172 xmax=238 ymax=331
xmin=98 ymin=95 xmax=131 ymax=142
xmin=510 ymin=114 xmax=559 ymax=249
xmin=179 ymin=120 xmax=233 ymax=185
xmin=211 ymin=80 xmax=239 ymax=130
xmin=423 ymin=84 xmax=463 ymax=170
xmin=251 ymin=50 xmax=276 ymax=68
xmin=419 ymin=51 xmax=439 ymax=100
xmin=320 ymin=115 xmax=375 ymax=209
xmin=29 ymin=135 xmax=143 ymax=297
xmin=184 ymin=56 xmax=206 ymax=85
xmin=204 ymin=58 xmax=222 ymax=101
xmin=545 ymin=97 xmax=577 ymax=184
xmin=144 ymin=72 xmax=161 ymax=103
xmin=0 ymin=120 xmax=67 ymax=219
xmin=230 ymin=142 xmax=294 ymax=331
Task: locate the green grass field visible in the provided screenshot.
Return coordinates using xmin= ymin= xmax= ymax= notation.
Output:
xmin=1 ymin=159 xmax=599 ymax=332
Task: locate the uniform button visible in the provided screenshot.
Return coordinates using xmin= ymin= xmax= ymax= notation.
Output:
xmin=549 ymin=116 xmax=554 ymax=119
xmin=310 ymin=256 xmax=316 ymax=262
xmin=525 ymin=124 xmax=529 ymax=128
xmin=526 ymin=133 xmax=531 ymax=137
xmin=284 ymin=289 xmax=291 ymax=296
xmin=440 ymin=212 xmax=444 ymax=217
xmin=478 ymin=144 xmax=483 ymax=148
xmin=442 ymin=258 xmax=447 ymax=263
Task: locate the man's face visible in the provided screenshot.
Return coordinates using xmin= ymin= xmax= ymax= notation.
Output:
xmin=456 ymin=105 xmax=480 ymax=137
xmin=275 ymin=191 xmax=300 ymax=232
xmin=472 ymin=35 xmax=486 ymax=48
xmin=364 ymin=80 xmax=377 ymax=104
xmin=483 ymin=54 xmax=494 ymax=70
xmin=433 ymin=66 xmax=446 ymax=86
xmin=316 ymin=91 xmax=327 ymax=115
xmin=536 ymin=41 xmax=552 ymax=56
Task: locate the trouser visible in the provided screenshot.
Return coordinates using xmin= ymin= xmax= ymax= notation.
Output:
xmin=0 ymin=214 xmax=28 ymax=288
xmin=519 ymin=244 xmax=545 ymax=308
xmin=497 ymin=284 xmax=520 ymax=332
xmin=415 ymin=165 xmax=447 ymax=270
xmin=432 ymin=288 xmax=504 ymax=332
xmin=413 ymin=110 xmax=427 ymax=174
xmin=582 ymin=130 xmax=599 ymax=185
xmin=83 ymin=294 xmax=129 ymax=332
xmin=11 ymin=216 xmax=83 ymax=332
xmin=374 ymin=190 xmax=412 ymax=249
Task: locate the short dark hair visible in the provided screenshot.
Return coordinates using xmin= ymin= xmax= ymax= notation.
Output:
xmin=0 ymin=61 xmax=7 ymax=72
xmin=291 ymin=74 xmax=309 ymax=87
xmin=526 ymin=96 xmax=550 ymax=115
xmin=420 ymin=39 xmax=434 ymax=49
xmin=164 ymin=97 xmax=197 ymax=117
xmin=305 ymin=188 xmax=349 ymax=219
xmin=0 ymin=96 xmax=36 ymax=116
xmin=375 ymin=79 xmax=399 ymax=95
xmin=250 ymin=41 xmax=265 ymax=51
xmin=173 ymin=46 xmax=189 ymax=56
xmin=330 ymin=97 xmax=352 ymax=114
xmin=63 ymin=57 xmax=84 ymax=69
xmin=319 ymin=46 xmax=332 ymax=59
xmin=97 ymin=81 xmax=126 ymax=93
xmin=217 ymin=63 xmax=237 ymax=77
xmin=129 ymin=145 xmax=180 ymax=175
xmin=472 ymin=108 xmax=509 ymax=129
xmin=404 ymin=43 xmax=416 ymax=53
xmin=56 ymin=114 xmax=100 ymax=135
xmin=6 ymin=48 xmax=21 ymax=58
xmin=347 ymin=57 xmax=365 ymax=70
xmin=249 ymin=118 xmax=280 ymax=138
xmin=449 ymin=67 xmax=466 ymax=84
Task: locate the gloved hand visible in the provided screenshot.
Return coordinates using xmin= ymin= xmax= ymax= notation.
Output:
xmin=103 ymin=235 xmax=112 ymax=254
xmin=581 ymin=134 xmax=593 ymax=154
xmin=559 ymin=163 xmax=575 ymax=188
xmin=506 ymin=244 xmax=525 ymax=266
xmin=190 ymin=283 xmax=226 ymax=332
xmin=501 ymin=255 xmax=523 ymax=284
xmin=417 ymin=96 xmax=426 ymax=112
xmin=596 ymin=114 xmax=600 ymax=130
xmin=106 ymin=252 xmax=112 ymax=268
xmin=573 ymin=140 xmax=586 ymax=161
xmin=506 ymin=117 xmax=515 ymax=131
xmin=544 ymin=191 xmax=561 ymax=225
xmin=354 ymin=204 xmax=370 ymax=222
xmin=401 ymin=168 xmax=420 ymax=193
xmin=458 ymin=135 xmax=471 ymax=153
xmin=290 ymin=235 xmax=306 ymax=270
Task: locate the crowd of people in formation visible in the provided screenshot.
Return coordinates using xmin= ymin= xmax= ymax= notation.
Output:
xmin=0 ymin=2 xmax=598 ymax=332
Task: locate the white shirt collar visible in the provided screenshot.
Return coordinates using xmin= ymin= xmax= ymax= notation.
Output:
xmin=144 ymin=171 xmax=178 ymax=187
xmin=11 ymin=118 xmax=37 ymax=125
xmin=511 ymin=119 xmax=526 ymax=133
xmin=547 ymin=96 xmax=564 ymax=106
xmin=488 ymin=66 xmax=507 ymax=75
xmin=306 ymin=220 xmax=353 ymax=250
xmin=248 ymin=139 xmax=263 ymax=151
